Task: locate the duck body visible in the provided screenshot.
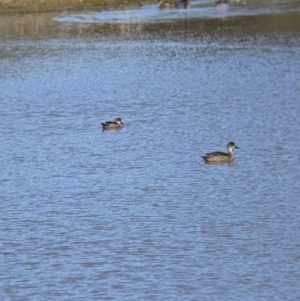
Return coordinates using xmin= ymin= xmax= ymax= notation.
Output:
xmin=202 ymin=142 xmax=239 ymax=163
xmin=157 ymin=0 xmax=176 ymax=8
xmin=101 ymin=118 xmax=124 ymax=130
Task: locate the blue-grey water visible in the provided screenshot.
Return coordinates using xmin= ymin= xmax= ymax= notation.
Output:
xmin=1 ymin=1 xmax=300 ymax=300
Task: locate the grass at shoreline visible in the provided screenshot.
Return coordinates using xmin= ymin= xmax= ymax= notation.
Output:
xmin=0 ymin=0 xmax=150 ymax=13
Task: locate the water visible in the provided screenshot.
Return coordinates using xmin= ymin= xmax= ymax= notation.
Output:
xmin=53 ymin=0 xmax=300 ymax=24
xmin=1 ymin=1 xmax=300 ymax=300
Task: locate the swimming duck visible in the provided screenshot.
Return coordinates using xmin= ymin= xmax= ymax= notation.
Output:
xmin=176 ymin=0 xmax=189 ymax=8
xmin=101 ymin=118 xmax=124 ymax=130
xmin=202 ymin=142 xmax=239 ymax=163
xmin=157 ymin=0 xmax=177 ymax=8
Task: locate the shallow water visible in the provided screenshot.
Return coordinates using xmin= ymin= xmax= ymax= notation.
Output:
xmin=1 ymin=1 xmax=300 ymax=300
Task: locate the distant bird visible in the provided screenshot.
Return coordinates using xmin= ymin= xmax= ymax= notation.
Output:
xmin=176 ymin=0 xmax=189 ymax=8
xmin=101 ymin=118 xmax=124 ymax=130
xmin=157 ymin=0 xmax=177 ymax=8
xmin=202 ymin=142 xmax=239 ymax=163
xmin=215 ymin=0 xmax=229 ymax=3
xmin=157 ymin=0 xmax=189 ymax=9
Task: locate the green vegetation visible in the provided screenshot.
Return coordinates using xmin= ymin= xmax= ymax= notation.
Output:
xmin=0 ymin=0 xmax=149 ymax=13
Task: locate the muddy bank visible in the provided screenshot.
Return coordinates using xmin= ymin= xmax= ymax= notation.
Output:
xmin=0 ymin=0 xmax=147 ymax=13
xmin=1 ymin=0 xmax=300 ymax=14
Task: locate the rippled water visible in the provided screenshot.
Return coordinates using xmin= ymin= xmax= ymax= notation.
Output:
xmin=1 ymin=2 xmax=300 ymax=300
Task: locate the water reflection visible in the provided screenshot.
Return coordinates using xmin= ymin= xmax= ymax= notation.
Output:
xmin=0 ymin=1 xmax=300 ymax=41
xmin=0 ymin=13 xmax=56 ymax=39
xmin=52 ymin=0 xmax=300 ymax=24
xmin=0 ymin=13 xmax=299 ymax=43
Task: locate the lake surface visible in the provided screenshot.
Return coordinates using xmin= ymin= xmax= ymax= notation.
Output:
xmin=1 ymin=1 xmax=300 ymax=300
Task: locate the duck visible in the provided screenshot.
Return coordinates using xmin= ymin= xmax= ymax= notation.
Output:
xmin=157 ymin=0 xmax=177 ymax=8
xmin=176 ymin=0 xmax=189 ymax=8
xmin=101 ymin=118 xmax=124 ymax=130
xmin=202 ymin=142 xmax=239 ymax=163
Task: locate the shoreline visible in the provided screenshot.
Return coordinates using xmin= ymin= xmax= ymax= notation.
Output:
xmin=0 ymin=0 xmax=149 ymax=14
